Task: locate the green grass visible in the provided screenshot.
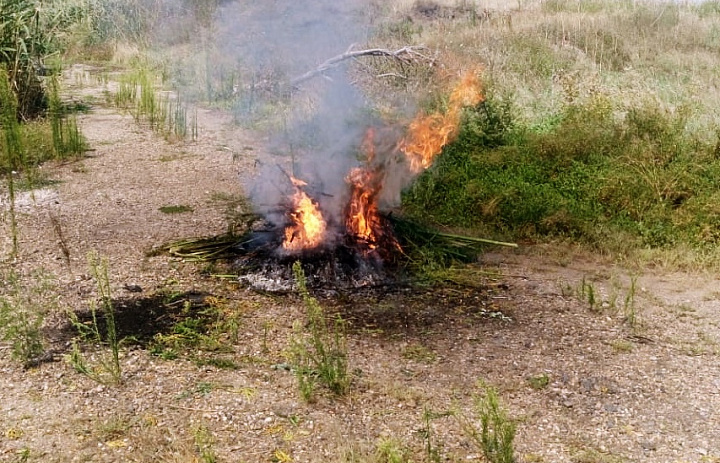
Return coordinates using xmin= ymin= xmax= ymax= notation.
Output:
xmin=287 ymin=261 xmax=350 ymax=401
xmin=113 ymin=67 xmax=197 ymax=141
xmin=68 ymin=253 xmax=122 ymax=385
xmin=0 ymin=269 xmax=56 ymax=366
xmin=401 ymin=89 xmax=720 ymax=264
xmin=461 ymin=382 xmax=517 ymax=463
xmin=159 ymin=204 xmax=194 ymax=214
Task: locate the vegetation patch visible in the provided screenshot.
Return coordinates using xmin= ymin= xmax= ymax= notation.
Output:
xmin=159 ymin=204 xmax=194 ymax=214
xmin=402 ymin=91 xmax=720 ymax=261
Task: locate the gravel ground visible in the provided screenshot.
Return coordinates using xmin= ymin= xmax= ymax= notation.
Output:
xmin=0 ymin=65 xmax=719 ymax=463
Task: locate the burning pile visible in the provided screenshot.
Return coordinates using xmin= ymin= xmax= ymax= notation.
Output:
xmin=163 ymin=72 xmax=493 ymax=291
xmin=279 ymin=71 xmax=484 ymax=259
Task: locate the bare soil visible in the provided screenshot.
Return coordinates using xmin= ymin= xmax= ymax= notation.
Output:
xmin=1 ymin=65 xmax=719 ymax=463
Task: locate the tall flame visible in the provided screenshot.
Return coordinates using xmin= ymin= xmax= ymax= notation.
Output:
xmin=282 ymin=175 xmax=327 ymax=251
xmin=399 ymin=71 xmax=484 ymax=172
xmin=345 ymin=128 xmax=382 ymax=248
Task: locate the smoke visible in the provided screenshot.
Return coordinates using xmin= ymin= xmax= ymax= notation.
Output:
xmin=206 ymin=0 xmax=387 ymax=230
xmin=146 ymin=0 xmax=433 ymax=235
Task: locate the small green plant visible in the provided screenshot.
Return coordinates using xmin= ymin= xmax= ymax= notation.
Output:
xmin=527 ymin=373 xmax=550 ymax=390
xmin=48 ymin=74 xmax=87 ymax=158
xmin=375 ymin=437 xmax=410 ymax=463
xmin=0 ymin=297 xmax=45 ymax=365
xmin=579 ymin=277 xmax=597 ymax=311
xmin=623 ymin=276 xmax=639 ymax=330
xmin=461 ymin=382 xmax=516 ymax=463
xmin=68 ymin=252 xmax=122 ymax=385
xmin=609 ymin=339 xmax=633 ymax=353
xmin=193 ymin=424 xmax=217 ymax=463
xmin=401 ymin=343 xmax=437 ymax=363
xmin=113 ymin=68 xmax=195 ymax=140
xmin=287 ymin=261 xmax=349 ymax=401
xmin=9 ymin=447 xmax=30 ymax=463
xmin=0 ymin=269 xmax=56 ymax=366
xmin=420 ymin=407 xmax=445 ymax=463
xmin=159 ymin=204 xmax=194 ymax=214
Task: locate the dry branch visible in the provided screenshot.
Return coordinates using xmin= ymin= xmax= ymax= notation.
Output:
xmin=290 ymin=45 xmax=432 ymax=87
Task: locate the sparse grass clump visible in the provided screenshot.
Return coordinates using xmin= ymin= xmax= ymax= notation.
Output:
xmin=159 ymin=204 xmax=194 ymax=214
xmin=460 ymin=382 xmax=516 ymax=463
xmin=0 ymin=269 xmax=56 ymax=366
xmin=113 ymin=68 xmax=197 ymax=141
xmin=287 ymin=261 xmax=350 ymax=401
xmin=48 ymin=75 xmax=88 ymax=158
xmin=68 ymin=253 xmax=122 ymax=385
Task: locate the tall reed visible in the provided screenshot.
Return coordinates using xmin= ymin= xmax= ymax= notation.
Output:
xmin=0 ymin=67 xmax=25 ymax=255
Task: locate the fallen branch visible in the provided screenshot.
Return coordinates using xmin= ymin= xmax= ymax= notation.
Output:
xmin=290 ymin=45 xmax=431 ymax=87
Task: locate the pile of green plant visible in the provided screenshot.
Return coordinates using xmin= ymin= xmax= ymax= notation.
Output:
xmin=402 ymin=89 xmax=720 ymax=257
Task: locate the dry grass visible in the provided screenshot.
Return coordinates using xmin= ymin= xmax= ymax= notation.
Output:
xmin=371 ymin=0 xmax=720 ymax=138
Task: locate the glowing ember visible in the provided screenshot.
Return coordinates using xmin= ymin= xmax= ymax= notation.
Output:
xmin=399 ymin=71 xmax=484 ymax=172
xmin=282 ymin=176 xmax=327 ymax=251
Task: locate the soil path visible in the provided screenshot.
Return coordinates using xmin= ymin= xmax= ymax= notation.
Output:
xmin=0 ymin=65 xmax=719 ymax=463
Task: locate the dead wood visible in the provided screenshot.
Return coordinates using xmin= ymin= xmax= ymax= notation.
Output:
xmin=290 ymin=45 xmax=432 ymax=87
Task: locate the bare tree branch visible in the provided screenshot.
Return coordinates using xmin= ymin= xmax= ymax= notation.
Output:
xmin=290 ymin=45 xmax=431 ymax=88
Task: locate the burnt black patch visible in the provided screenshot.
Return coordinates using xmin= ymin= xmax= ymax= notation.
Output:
xmin=56 ymin=291 xmax=217 ymax=347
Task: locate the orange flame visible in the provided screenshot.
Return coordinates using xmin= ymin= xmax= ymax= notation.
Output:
xmin=399 ymin=71 xmax=484 ymax=172
xmin=282 ymin=176 xmax=327 ymax=251
xmin=345 ymin=128 xmax=382 ymax=247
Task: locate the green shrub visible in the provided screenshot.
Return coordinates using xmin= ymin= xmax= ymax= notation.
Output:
xmin=402 ymin=86 xmax=720 ymax=252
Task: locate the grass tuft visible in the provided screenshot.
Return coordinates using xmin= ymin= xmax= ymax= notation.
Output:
xmin=460 ymin=381 xmax=517 ymax=463
xmin=287 ymin=261 xmax=350 ymax=401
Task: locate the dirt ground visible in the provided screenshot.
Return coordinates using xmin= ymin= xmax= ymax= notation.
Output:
xmin=1 ymin=65 xmax=719 ymax=463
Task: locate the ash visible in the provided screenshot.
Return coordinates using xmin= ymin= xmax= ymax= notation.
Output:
xmin=233 ymin=231 xmax=396 ymax=293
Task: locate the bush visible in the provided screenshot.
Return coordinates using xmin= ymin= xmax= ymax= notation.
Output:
xmin=402 ymin=88 xmax=720 ymax=251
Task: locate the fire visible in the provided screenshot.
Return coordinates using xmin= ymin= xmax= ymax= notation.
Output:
xmin=279 ymin=71 xmax=484 ymax=257
xmin=399 ymin=71 xmax=484 ymax=172
xmin=282 ymin=175 xmax=327 ymax=251
xmin=345 ymin=128 xmax=382 ymax=247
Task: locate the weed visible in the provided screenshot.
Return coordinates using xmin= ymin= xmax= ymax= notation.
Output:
xmin=571 ymin=447 xmax=624 ymax=463
xmin=623 ymin=276 xmax=639 ymax=330
xmin=113 ymin=68 xmax=195 ymax=140
xmin=375 ymin=437 xmax=410 ymax=463
xmin=609 ymin=339 xmax=633 ymax=353
xmin=98 ymin=415 xmax=132 ymax=441
xmin=0 ymin=268 xmax=57 ymax=364
xmin=145 ymin=293 xmax=241 ymax=361
xmin=0 ymin=297 xmax=45 ymax=365
xmin=461 ymin=382 xmax=516 ymax=463
xmin=262 ymin=320 xmax=273 ymax=353
xmin=159 ymin=204 xmax=194 ymax=214
xmin=287 ymin=261 xmax=349 ymax=401
xmin=419 ymin=407 xmax=448 ymax=463
xmin=527 ymin=373 xmax=550 ymax=390
xmin=193 ymin=424 xmax=217 ymax=463
xmin=0 ymin=269 xmax=54 ymax=366
xmin=579 ymin=277 xmax=598 ymax=311
xmin=401 ymin=343 xmax=437 ymax=363
xmin=67 ymin=252 xmax=122 ymax=385
xmin=0 ymin=66 xmax=23 ymax=255
xmin=48 ymin=74 xmax=88 ymax=158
